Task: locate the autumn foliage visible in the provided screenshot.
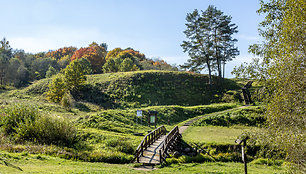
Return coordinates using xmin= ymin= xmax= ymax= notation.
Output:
xmin=105 ymin=48 xmax=145 ymax=61
xmin=105 ymin=48 xmax=122 ymax=61
xmin=46 ymin=47 xmax=77 ymax=60
xmin=71 ymin=43 xmax=107 ymax=73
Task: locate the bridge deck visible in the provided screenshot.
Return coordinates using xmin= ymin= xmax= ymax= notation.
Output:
xmin=138 ymin=135 xmax=166 ymax=164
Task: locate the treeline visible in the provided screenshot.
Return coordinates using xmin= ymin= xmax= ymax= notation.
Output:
xmin=0 ymin=38 xmax=177 ymax=87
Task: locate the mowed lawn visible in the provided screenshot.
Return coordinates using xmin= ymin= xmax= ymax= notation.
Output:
xmin=0 ymin=153 xmax=284 ymax=174
xmin=182 ymin=126 xmax=258 ymax=144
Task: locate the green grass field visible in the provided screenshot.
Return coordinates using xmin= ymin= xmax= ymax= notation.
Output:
xmin=0 ymin=151 xmax=284 ymax=174
xmin=182 ymin=126 xmax=258 ymax=145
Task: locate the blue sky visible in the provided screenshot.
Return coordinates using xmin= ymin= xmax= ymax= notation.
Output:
xmin=1 ymin=0 xmax=264 ymax=77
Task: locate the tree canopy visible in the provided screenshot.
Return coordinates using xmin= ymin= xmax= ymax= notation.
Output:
xmin=181 ymin=5 xmax=239 ymax=85
xmin=0 ymin=38 xmax=177 ymax=88
xmin=232 ymin=0 xmax=305 ymax=171
xmin=71 ymin=42 xmax=107 ymax=73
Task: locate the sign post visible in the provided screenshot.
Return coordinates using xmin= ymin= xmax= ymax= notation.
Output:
xmin=235 ymin=135 xmax=249 ymax=174
xmin=148 ymin=111 xmax=158 ymax=128
xmin=136 ymin=110 xmax=142 ymax=125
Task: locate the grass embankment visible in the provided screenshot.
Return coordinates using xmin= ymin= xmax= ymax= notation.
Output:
xmin=181 ymin=106 xmax=266 ymax=145
xmin=0 ymin=101 xmax=237 ymax=164
xmin=172 ymin=106 xmax=282 ymax=167
xmin=8 ymin=71 xmax=241 ymax=108
xmin=76 ymin=103 xmax=238 ymax=134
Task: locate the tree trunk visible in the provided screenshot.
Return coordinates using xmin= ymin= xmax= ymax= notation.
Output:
xmin=206 ymin=60 xmax=212 ymax=86
xmin=214 ymin=29 xmax=222 ymax=78
xmin=218 ymin=59 xmax=222 ymax=78
xmin=223 ymin=61 xmax=225 ymax=78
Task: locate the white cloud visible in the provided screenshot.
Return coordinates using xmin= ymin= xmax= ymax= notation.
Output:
xmin=153 ymin=56 xmax=188 ymax=65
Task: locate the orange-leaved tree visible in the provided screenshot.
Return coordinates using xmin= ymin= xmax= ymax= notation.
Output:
xmin=46 ymin=47 xmax=77 ymax=61
xmin=105 ymin=48 xmax=145 ymax=62
xmin=105 ymin=48 xmax=122 ymax=61
xmin=103 ymin=48 xmax=145 ymax=73
xmin=71 ymin=42 xmax=107 ymax=73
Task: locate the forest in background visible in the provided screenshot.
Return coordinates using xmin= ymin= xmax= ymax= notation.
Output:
xmin=0 ymin=40 xmax=178 ymax=88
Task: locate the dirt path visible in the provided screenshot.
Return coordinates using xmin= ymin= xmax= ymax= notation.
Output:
xmin=179 ymin=106 xmax=246 ymax=134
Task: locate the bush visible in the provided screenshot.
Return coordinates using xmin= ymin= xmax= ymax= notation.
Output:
xmin=0 ymin=103 xmax=39 ymax=135
xmin=251 ymin=158 xmax=284 ymax=166
xmin=105 ymin=138 xmax=135 ymax=154
xmin=0 ymin=103 xmax=78 ymax=146
xmin=61 ymin=91 xmax=75 ymax=108
xmin=46 ymin=73 xmax=67 ymax=103
xmin=222 ymin=90 xmax=243 ymax=103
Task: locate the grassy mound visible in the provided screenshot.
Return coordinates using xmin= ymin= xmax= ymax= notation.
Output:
xmin=15 ymin=70 xmax=240 ymax=108
xmin=192 ymin=106 xmax=266 ymax=127
xmin=76 ymin=103 xmax=237 ymax=134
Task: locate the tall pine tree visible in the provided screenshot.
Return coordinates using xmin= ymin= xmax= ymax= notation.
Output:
xmin=181 ymin=5 xmax=239 ymax=83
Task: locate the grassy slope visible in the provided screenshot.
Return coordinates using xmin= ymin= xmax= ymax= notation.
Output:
xmin=0 ymin=71 xmax=280 ymax=173
xmin=180 ymin=106 xmax=268 ymax=160
xmin=0 ymin=93 xmax=238 ymax=164
xmin=76 ymin=103 xmax=238 ymax=134
xmin=10 ymin=70 xmax=241 ymax=108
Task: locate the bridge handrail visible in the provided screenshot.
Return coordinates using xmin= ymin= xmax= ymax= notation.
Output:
xmin=159 ymin=126 xmax=180 ymax=163
xmin=134 ymin=125 xmax=166 ymax=162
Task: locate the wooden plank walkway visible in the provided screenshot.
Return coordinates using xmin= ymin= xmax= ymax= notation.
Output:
xmin=138 ymin=135 xmax=166 ymax=164
xmin=135 ymin=126 xmax=181 ymax=165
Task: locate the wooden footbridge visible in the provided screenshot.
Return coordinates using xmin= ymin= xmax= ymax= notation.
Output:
xmin=133 ymin=125 xmax=181 ymax=165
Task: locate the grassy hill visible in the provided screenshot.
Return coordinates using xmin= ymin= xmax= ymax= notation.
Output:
xmin=14 ymin=70 xmax=241 ymax=108
xmin=0 ymin=70 xmax=284 ymax=172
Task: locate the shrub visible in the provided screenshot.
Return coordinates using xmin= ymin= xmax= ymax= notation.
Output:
xmin=105 ymin=138 xmax=135 ymax=154
xmin=0 ymin=103 xmax=78 ymax=146
xmin=0 ymin=103 xmax=39 ymax=135
xmin=251 ymin=158 xmax=284 ymax=166
xmin=46 ymin=73 xmax=67 ymax=103
xmin=31 ymin=116 xmax=78 ymax=146
xmin=61 ymin=91 xmax=75 ymax=108
xmin=222 ymin=90 xmax=243 ymax=103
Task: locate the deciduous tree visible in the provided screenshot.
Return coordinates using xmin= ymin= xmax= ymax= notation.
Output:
xmin=46 ymin=47 xmax=77 ymax=61
xmin=234 ymin=0 xmax=305 ymax=171
xmin=71 ymin=42 xmax=107 ymax=73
